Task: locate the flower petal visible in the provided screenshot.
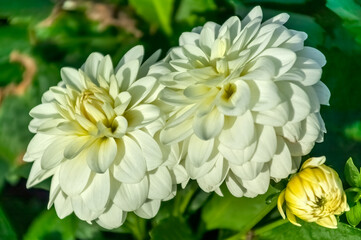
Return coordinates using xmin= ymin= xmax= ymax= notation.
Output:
xmin=148 ymin=166 xmax=172 ymax=200
xmin=114 ymin=176 xmax=149 ymax=211
xmin=193 ymin=108 xmax=224 ymax=140
xmin=188 ymin=134 xmax=214 ymax=167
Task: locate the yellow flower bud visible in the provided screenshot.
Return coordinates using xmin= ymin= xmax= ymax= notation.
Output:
xmin=277 ymin=156 xmax=349 ymax=228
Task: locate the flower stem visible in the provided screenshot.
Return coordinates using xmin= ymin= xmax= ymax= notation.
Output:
xmin=253 ymin=218 xmax=288 ymax=236
xmin=225 ymin=198 xmax=278 ymax=240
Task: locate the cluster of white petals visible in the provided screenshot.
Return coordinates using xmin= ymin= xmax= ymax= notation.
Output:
xmin=24 ymin=46 xmax=187 ymax=229
xmin=153 ymin=6 xmax=330 ymax=197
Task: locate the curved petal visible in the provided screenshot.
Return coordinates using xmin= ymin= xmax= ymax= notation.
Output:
xmin=134 ymin=200 xmax=161 ymax=219
xmin=193 ymin=108 xmax=224 ymax=140
xmin=113 ymin=176 xmax=149 ymax=211
xmin=188 ymin=134 xmax=214 ymax=167
xmin=219 ymin=111 xmax=255 ymax=150
xmin=97 ymin=204 xmax=127 ymax=229
xmin=81 ymin=171 xmax=110 ymax=211
xmin=112 ymin=136 xmax=146 ymax=184
xmin=59 ymin=152 xmax=91 ymax=196
xmin=148 ymin=166 xmax=172 ymax=200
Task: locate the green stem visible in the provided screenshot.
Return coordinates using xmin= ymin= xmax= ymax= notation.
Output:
xmin=253 ymin=218 xmax=288 ymax=236
xmin=226 ymin=199 xmax=278 ymax=240
xmin=173 ymin=182 xmax=199 ymax=216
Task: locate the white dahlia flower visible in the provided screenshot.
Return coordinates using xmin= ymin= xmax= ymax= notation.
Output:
xmin=153 ymin=6 xmax=330 ymax=197
xmin=24 ymin=46 xmax=187 ymax=229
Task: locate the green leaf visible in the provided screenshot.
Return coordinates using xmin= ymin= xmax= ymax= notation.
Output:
xmin=244 ymin=0 xmax=307 ymax=4
xmin=347 ymin=201 xmax=361 ymax=227
xmin=345 ymin=158 xmax=361 ymax=187
xmin=201 ymin=186 xmax=278 ymax=232
xmin=257 ymin=221 xmax=361 ymax=240
xmin=128 ymin=0 xmax=174 ymax=35
xmin=326 ymin=0 xmax=361 ymax=21
xmin=150 ymin=217 xmax=195 ymax=240
xmin=0 ymin=0 xmax=54 ymax=22
xmin=23 ymin=209 xmax=76 ymax=240
xmin=0 ymin=205 xmax=17 ymax=240
xmin=176 ymin=0 xmax=216 ymax=24
xmin=345 ymin=121 xmax=361 ymax=142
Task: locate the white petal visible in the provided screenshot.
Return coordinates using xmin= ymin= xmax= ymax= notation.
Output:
xmin=242 ymin=166 xmax=270 ymax=195
xmin=185 ymin=151 xmax=220 ymax=179
xmin=225 ymin=173 xmax=245 ymax=197
xmin=188 ymin=134 xmax=214 ymax=167
xmin=148 ymin=166 xmax=172 ymax=200
xmin=81 ymin=52 xmax=103 ymax=83
xmin=63 ymin=136 xmax=92 ymax=159
xmin=97 ymin=205 xmax=127 ymax=229
xmin=197 ymin=158 xmax=229 ymax=192
xmin=134 ymin=200 xmax=161 ymax=219
xmin=27 ymin=160 xmax=56 ymax=188
xmin=127 ymin=76 xmax=156 ymax=107
xmin=270 ymin=136 xmax=292 ymax=179
xmin=250 ymin=125 xmax=277 ymax=163
xmin=247 ymin=80 xmax=281 ymax=112
xmin=242 ymin=6 xmax=263 ymax=27
xmin=114 ymin=176 xmax=149 ymax=211
xmin=257 ymin=48 xmax=296 ymax=77
xmin=160 ymin=118 xmax=193 ymax=145
xmin=297 ymin=46 xmax=326 ymax=67
xmin=219 ymin=111 xmax=255 ymax=150
xmin=54 ymin=191 xmax=73 ymax=219
xmin=59 ymin=153 xmax=91 ymax=196
xmin=129 ymin=130 xmax=163 ymax=171
xmin=216 ymin=81 xmax=251 ymax=116
xmin=81 ymin=171 xmax=110 ymax=211
xmin=23 ymin=133 xmax=55 ymax=162
xmin=193 ymin=108 xmax=224 ymax=140
xmin=116 ymin=59 xmax=140 ymax=91
xmin=292 ymin=57 xmax=322 ymax=86
xmin=88 ymin=138 xmax=117 ymax=173
xmin=112 ymin=136 xmax=146 ymax=183
xmin=314 ymin=81 xmax=330 ymax=106
xmin=179 ymin=32 xmax=199 ymax=46
xmin=253 ymin=101 xmax=290 ymax=127
xmin=218 ymin=141 xmax=256 ymax=165
xmin=98 ymin=55 xmax=114 ymax=80
xmin=60 ymin=67 xmax=85 ymax=91
xmin=116 ymin=45 xmax=144 ymax=71
xmin=30 ymin=103 xmax=59 ymax=119
xmin=278 ymin=81 xmax=311 ymax=122
xmin=41 ymin=137 xmax=69 ymax=169
xmin=71 ymin=195 xmax=99 ymax=221
xmin=124 ymin=104 xmax=160 ymax=130
xmin=231 ymin=161 xmax=264 ymax=181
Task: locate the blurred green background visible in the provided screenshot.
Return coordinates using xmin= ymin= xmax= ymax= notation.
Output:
xmin=1 ymin=0 xmax=361 ymax=239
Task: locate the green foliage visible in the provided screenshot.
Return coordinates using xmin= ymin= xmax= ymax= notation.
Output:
xmin=257 ymin=221 xmax=361 ymax=240
xmin=345 ymin=158 xmax=361 ymax=187
xmin=202 ymin=186 xmax=278 ymax=232
xmin=24 ymin=209 xmax=76 ymax=240
xmin=150 ymin=217 xmax=195 ymax=240
xmin=326 ymin=0 xmax=361 ymax=45
xmin=0 ymin=205 xmax=17 ymax=240
xmin=129 ymin=0 xmax=174 ymax=35
xmin=0 ymin=0 xmax=361 ymax=239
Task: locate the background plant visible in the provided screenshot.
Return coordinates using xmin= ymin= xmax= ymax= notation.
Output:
xmin=1 ymin=0 xmax=361 ymax=239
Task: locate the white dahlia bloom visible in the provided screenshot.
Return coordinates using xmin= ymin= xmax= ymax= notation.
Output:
xmin=24 ymin=46 xmax=187 ymax=229
xmin=153 ymin=6 xmax=330 ymax=197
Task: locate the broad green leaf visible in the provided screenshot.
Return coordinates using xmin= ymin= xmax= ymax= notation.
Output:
xmin=202 ymin=186 xmax=278 ymax=232
xmin=128 ymin=0 xmax=174 ymax=35
xmin=0 ymin=0 xmax=53 ymax=22
xmin=24 ymin=209 xmax=76 ymax=240
xmin=176 ymin=0 xmax=216 ymax=24
xmin=345 ymin=158 xmax=361 ymax=187
xmin=257 ymin=221 xmax=361 ymax=240
xmin=326 ymin=0 xmax=361 ymax=45
xmin=345 ymin=121 xmax=361 ymax=142
xmin=347 ymin=201 xmax=361 ymax=227
xmin=0 ymin=25 xmax=30 ymax=63
xmin=326 ymin=0 xmax=361 ymax=21
xmin=244 ymin=0 xmax=307 ymax=3
xmin=150 ymin=217 xmax=195 ymax=240
xmin=0 ymin=205 xmax=17 ymax=240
